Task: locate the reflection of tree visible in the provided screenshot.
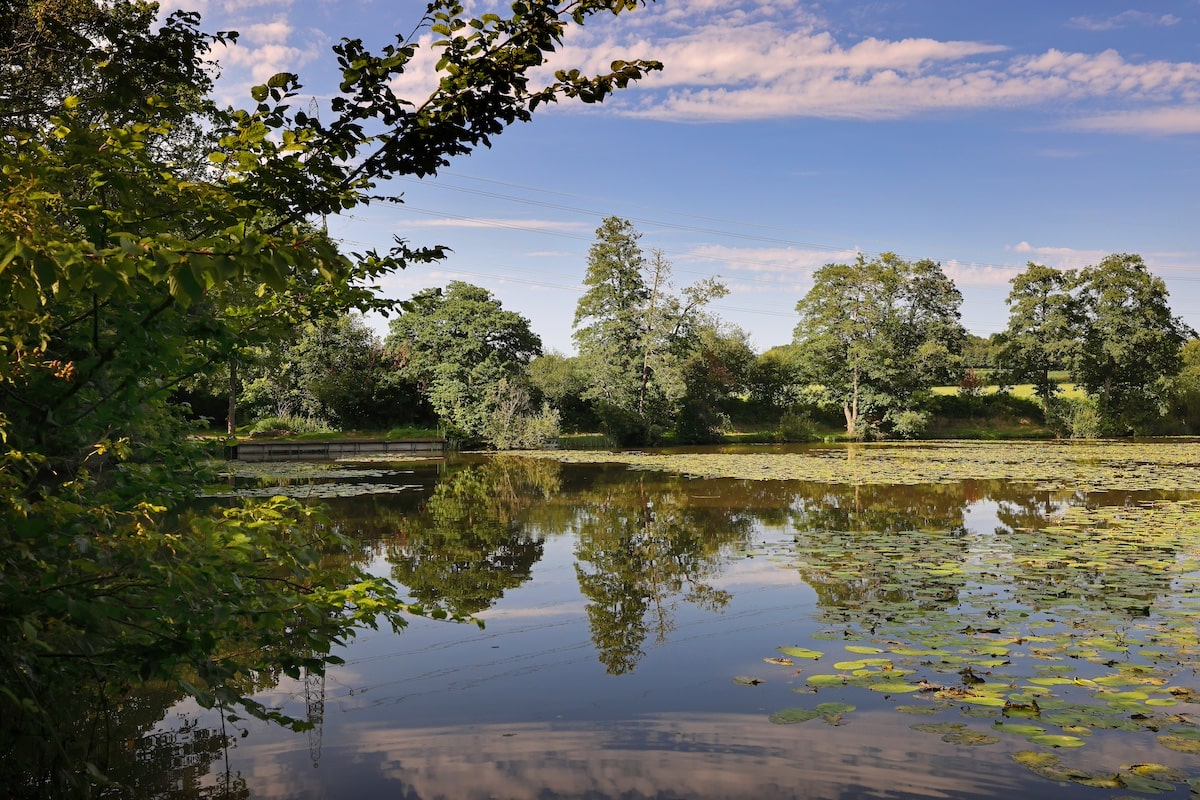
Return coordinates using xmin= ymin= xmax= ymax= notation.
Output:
xmin=989 ymin=486 xmax=1182 ymax=616
xmin=4 ymin=677 xmax=252 ymax=800
xmin=786 ymin=482 xmax=971 ymax=628
xmin=573 ymin=474 xmax=754 ymax=675
xmin=990 ymin=483 xmax=1081 ymax=533
xmin=387 ymin=457 xmax=560 ymax=615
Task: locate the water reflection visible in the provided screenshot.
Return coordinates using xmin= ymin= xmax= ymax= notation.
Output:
xmin=571 ymin=474 xmax=755 ymax=674
xmin=387 ymin=457 xmax=559 ymax=615
xmin=44 ymin=452 xmax=1200 ymax=798
xmin=786 ymin=482 xmax=971 ymax=628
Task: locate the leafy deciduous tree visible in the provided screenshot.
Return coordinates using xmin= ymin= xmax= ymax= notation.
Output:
xmin=0 ymin=0 xmax=658 ymax=788
xmin=1072 ymin=253 xmax=1192 ymax=432
xmin=994 ymin=262 xmax=1079 ymax=416
xmin=385 ymin=281 xmax=545 ymax=444
xmin=573 ymin=217 xmax=727 ymax=443
xmin=792 ymin=253 xmax=965 ymax=437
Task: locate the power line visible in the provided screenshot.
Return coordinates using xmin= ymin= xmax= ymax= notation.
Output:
xmin=344 ymin=172 xmax=1200 ymax=284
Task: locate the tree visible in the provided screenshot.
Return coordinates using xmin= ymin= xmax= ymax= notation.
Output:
xmin=792 ymin=253 xmax=965 ymax=437
xmin=1072 ymin=253 xmax=1192 ymax=432
xmin=385 ymin=282 xmax=545 ymax=444
xmin=1168 ymin=339 xmax=1200 ymax=432
xmin=962 ymin=333 xmax=1000 ymax=370
xmin=0 ymin=0 xmax=659 ymax=789
xmin=573 ymin=218 xmax=727 ymax=443
xmin=994 ymin=262 xmax=1079 ymax=416
xmin=526 ymin=351 xmax=598 ymax=432
xmin=236 ymin=314 xmax=427 ymax=429
xmin=676 ymin=324 xmax=755 ymax=443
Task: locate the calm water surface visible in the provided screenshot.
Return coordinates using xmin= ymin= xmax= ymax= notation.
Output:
xmin=127 ymin=448 xmax=1200 ymax=799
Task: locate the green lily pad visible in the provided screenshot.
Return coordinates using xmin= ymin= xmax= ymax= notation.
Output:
xmin=778 ymin=646 xmax=823 ymax=660
xmin=806 ymin=674 xmax=847 ymax=686
xmin=1029 ymin=734 xmax=1086 ymax=748
xmin=815 ymin=702 xmax=856 ymax=714
xmin=1157 ymin=734 xmax=1200 ymax=754
xmin=993 ymin=722 xmax=1047 ymax=737
xmin=769 ymin=708 xmax=821 ymax=725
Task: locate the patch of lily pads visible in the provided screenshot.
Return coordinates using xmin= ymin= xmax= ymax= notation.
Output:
xmin=523 ymin=441 xmax=1200 ymax=492
xmin=207 ymin=462 xmax=423 ymax=498
xmin=205 ymin=482 xmax=424 ymax=499
xmin=754 ymin=495 xmax=1200 ymax=793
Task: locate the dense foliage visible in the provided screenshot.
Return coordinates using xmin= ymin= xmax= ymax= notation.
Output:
xmin=994 ymin=255 xmax=1193 ymax=435
xmin=0 ymin=0 xmax=659 ymax=793
xmin=385 ymin=281 xmax=555 ymax=446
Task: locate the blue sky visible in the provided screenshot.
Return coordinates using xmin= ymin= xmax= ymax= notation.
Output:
xmin=172 ymin=0 xmax=1200 ymax=354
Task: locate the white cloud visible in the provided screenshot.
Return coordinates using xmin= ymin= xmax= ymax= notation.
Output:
xmin=532 ymin=2 xmax=1200 ymax=127
xmin=1008 ymin=242 xmax=1109 ymax=269
xmin=940 ymin=260 xmax=1019 ymax=287
xmin=1037 ymin=148 xmax=1085 ymax=158
xmin=681 ymin=243 xmax=859 ymax=277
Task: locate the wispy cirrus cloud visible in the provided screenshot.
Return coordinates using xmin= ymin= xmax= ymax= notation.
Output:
xmin=397 ymin=217 xmax=591 ymax=233
xmin=1068 ymin=11 xmax=1181 ymax=31
xmin=1066 ymin=106 xmax=1200 ymax=135
xmin=1008 ymin=241 xmax=1109 ymax=269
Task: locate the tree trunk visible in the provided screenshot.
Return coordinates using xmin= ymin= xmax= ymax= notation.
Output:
xmin=637 ymin=259 xmax=666 ymax=416
xmin=844 ymin=364 xmax=860 ymax=437
xmin=227 ymin=356 xmax=237 ymax=435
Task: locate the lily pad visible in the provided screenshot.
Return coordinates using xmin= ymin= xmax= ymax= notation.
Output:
xmin=778 ymin=646 xmax=823 ymax=660
xmin=1029 ymin=734 xmax=1086 ymax=748
xmin=768 ymin=708 xmax=821 ymax=725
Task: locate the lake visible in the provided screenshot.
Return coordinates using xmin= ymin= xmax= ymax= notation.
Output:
xmin=121 ymin=443 xmax=1200 ymax=798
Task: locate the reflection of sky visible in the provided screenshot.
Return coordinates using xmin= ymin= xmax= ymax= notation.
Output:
xmin=221 ymin=712 xmax=1169 ymax=800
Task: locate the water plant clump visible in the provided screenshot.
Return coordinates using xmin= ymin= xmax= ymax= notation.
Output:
xmin=755 ymin=497 xmax=1200 ymax=793
xmin=526 ymin=441 xmax=1200 ymax=491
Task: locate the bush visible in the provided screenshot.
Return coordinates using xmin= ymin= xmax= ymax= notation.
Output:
xmin=247 ymin=415 xmax=334 ymax=437
xmin=1047 ymin=396 xmax=1104 ymax=439
xmin=483 ymin=381 xmax=562 ymax=449
xmin=776 ymin=409 xmax=817 ymax=442
xmin=887 ymin=409 xmax=930 ymax=439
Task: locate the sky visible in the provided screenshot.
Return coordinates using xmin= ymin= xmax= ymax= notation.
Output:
xmin=170 ymin=0 xmax=1200 ymax=354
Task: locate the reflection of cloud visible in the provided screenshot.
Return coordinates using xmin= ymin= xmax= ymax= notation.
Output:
xmin=226 ymin=711 xmax=1183 ymax=799
xmin=475 ymin=603 xmax=588 ymax=620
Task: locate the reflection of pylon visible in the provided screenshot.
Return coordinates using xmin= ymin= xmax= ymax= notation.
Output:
xmin=304 ymin=665 xmax=326 ymax=767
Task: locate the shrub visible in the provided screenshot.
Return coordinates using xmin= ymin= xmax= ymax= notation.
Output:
xmin=887 ymin=409 xmax=930 ymax=439
xmin=1047 ymin=397 xmax=1104 ymax=439
xmin=247 ymin=415 xmax=333 ymax=437
xmin=777 ymin=409 xmax=817 ymax=442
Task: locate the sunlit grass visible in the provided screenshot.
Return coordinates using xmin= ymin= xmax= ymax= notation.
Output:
xmin=931 ymin=383 xmax=1087 ymax=400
